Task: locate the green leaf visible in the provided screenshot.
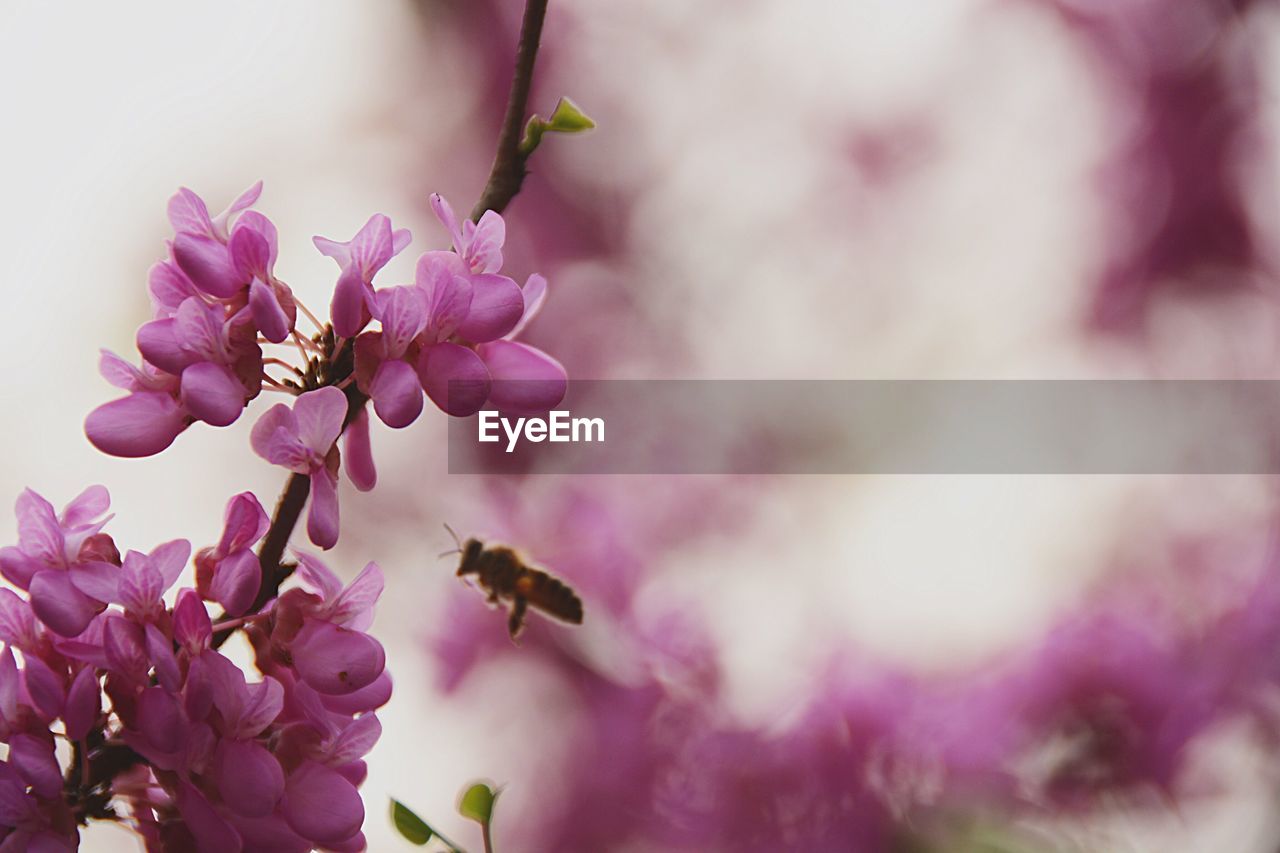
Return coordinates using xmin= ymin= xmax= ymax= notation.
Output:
xmin=546 ymin=97 xmax=596 ymax=133
xmin=518 ymin=97 xmax=596 ymax=156
xmin=390 ymin=799 xmax=435 ymax=846
xmin=458 ymin=782 xmax=495 ymax=824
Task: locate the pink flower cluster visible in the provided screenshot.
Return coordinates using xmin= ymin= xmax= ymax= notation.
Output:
xmin=85 ymin=183 xmax=295 ymax=458
xmin=0 ymin=486 xmax=389 ymax=852
xmin=84 ymin=185 xmax=565 ymax=464
xmin=324 ymin=193 xmax=566 ymax=426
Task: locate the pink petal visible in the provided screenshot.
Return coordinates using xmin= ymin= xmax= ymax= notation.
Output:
xmin=210 ymin=550 xmax=261 ymax=617
xmin=429 ymin=193 xmax=464 ymax=249
xmin=233 ymin=210 xmax=278 ymax=263
xmin=392 ymin=228 xmax=412 ymax=254
xmin=348 ymin=214 xmax=395 ymax=276
xmin=0 ymin=547 xmax=40 ymax=590
xmin=0 ymin=591 xmax=37 ymax=649
xmin=331 ymin=562 xmax=383 ymax=632
xmin=466 ymin=209 xmax=506 ymax=273
xmin=103 ymin=615 xmax=148 ymax=680
xmin=291 ymin=620 xmax=385 ymax=695
xmin=416 ymin=253 xmax=472 ymax=338
xmin=26 ymin=832 xmax=78 ymax=853
xmin=369 ymin=359 xmax=423 ymax=429
xmin=63 ymin=666 xmax=99 ymax=741
xmin=228 ymin=815 xmax=310 ymax=853
xmin=372 ymin=286 xmax=427 ymax=356
xmin=60 ymin=485 xmax=110 ymax=529
xmin=342 ymin=407 xmax=377 ymax=492
xmin=324 ymin=831 xmax=367 ymax=852
xmin=9 ymin=734 xmax=61 ymax=798
xmin=181 ymin=362 xmax=247 ymax=427
xmin=507 ymin=273 xmax=548 ymax=339
xmin=67 ymin=562 xmax=119 ymax=602
xmin=329 ymin=266 xmax=369 ymax=339
xmin=306 ymin=470 xmax=340 ymax=551
xmin=29 ymin=571 xmax=106 ymax=637
xmin=293 ymin=552 xmax=344 ymax=602
xmin=293 ymin=387 xmax=348 ymax=455
xmin=14 ymin=489 xmax=61 ymax=563
xmin=173 ymin=588 xmax=212 ymax=653
xmin=250 ymin=403 xmax=303 ymax=468
xmin=168 ymin=187 xmax=214 ymax=236
xmin=205 ymin=651 xmax=249 ymax=723
xmin=237 ymin=676 xmax=285 ymax=738
xmin=22 ymin=657 xmax=65 ymax=719
xmin=0 ymin=648 xmax=18 ymax=721
xmin=477 ymin=340 xmax=568 ymax=415
xmin=118 ymin=551 xmax=163 ymax=614
xmin=282 ymin=760 xmax=364 ymax=846
xmin=327 ymin=713 xmax=381 ymax=765
xmin=149 ymin=260 xmax=198 ymax=316
xmin=146 ymin=622 xmax=182 ymax=692
xmin=183 ymin=653 xmax=214 ymax=721
xmin=85 ymin=391 xmax=189 ymax=458
xmin=149 ymin=539 xmax=191 ymax=588
xmin=175 ymin=297 xmax=234 ymax=361
xmin=418 ymin=342 xmax=491 ymax=417
xmin=0 ymin=761 xmax=37 ymax=825
xmin=229 ymin=224 xmax=271 ymax=281
xmin=313 ymin=234 xmax=350 ymax=265
xmin=217 ymin=739 xmax=284 ymax=818
xmin=174 ymin=233 xmax=243 ymax=298
xmin=249 ymin=278 xmax=291 ymax=343
xmin=319 ymin=670 xmax=393 ymax=715
xmin=213 ymin=181 xmax=264 ymax=238
xmin=137 ymin=686 xmax=183 ymax=754
xmin=176 ymin=781 xmax=244 ymax=853
xmin=136 ymin=318 xmax=192 ymax=374
xmin=218 ymin=492 xmax=269 ymax=555
xmin=99 ymin=349 xmax=145 ymax=390
xmin=456 ymin=273 xmax=523 ymax=342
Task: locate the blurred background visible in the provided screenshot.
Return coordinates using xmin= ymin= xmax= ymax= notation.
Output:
xmin=5 ymin=0 xmax=1280 ymax=849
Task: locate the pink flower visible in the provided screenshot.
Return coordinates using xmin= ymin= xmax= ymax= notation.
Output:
xmin=353 ymin=285 xmax=430 ymax=428
xmin=313 ymin=214 xmax=411 ymax=339
xmin=84 ymin=353 xmax=189 ymax=456
xmin=195 ymin=493 xmax=269 ymax=617
xmin=67 ymin=540 xmax=190 ymax=626
xmin=428 ymin=192 xmax=506 ymax=275
xmin=250 ymin=387 xmax=347 ymax=549
xmin=0 ymin=487 xmax=118 ymax=638
xmin=274 ymin=552 xmax=386 ymax=696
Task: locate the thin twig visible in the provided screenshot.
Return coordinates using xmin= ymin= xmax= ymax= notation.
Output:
xmin=469 ymin=0 xmax=550 ymax=221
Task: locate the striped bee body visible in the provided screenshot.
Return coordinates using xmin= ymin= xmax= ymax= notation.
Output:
xmin=456 ymin=538 xmax=584 ymax=639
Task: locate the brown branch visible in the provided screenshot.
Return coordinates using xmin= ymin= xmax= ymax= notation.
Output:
xmin=215 ymin=0 xmax=553 ymax=650
xmin=469 ymin=0 xmax=550 ymax=221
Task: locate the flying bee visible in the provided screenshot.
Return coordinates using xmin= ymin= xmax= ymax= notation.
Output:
xmin=443 ymin=526 xmax=584 ymax=640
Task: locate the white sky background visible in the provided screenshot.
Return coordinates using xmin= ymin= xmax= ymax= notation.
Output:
xmin=2 ymin=1 xmax=1280 ymax=850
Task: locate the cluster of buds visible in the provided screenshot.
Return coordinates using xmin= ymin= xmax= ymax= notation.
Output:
xmin=0 ymin=487 xmax=389 ymax=851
